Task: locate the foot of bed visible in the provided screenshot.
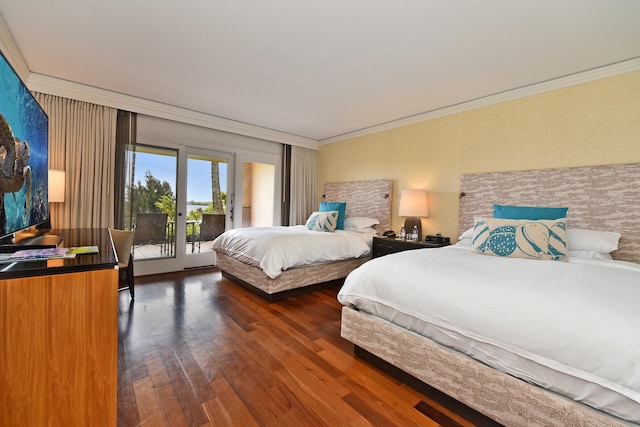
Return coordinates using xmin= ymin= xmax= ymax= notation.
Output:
xmin=221 ymin=270 xmax=343 ymax=301
xmin=353 ymin=345 xmax=504 ymax=427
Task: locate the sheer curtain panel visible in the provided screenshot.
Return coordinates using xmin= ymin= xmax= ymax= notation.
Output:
xmin=34 ymin=93 xmax=117 ymax=229
xmin=289 ymin=146 xmax=317 ymax=225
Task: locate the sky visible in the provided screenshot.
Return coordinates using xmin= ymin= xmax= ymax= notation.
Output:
xmin=134 ymin=152 xmax=227 ymax=203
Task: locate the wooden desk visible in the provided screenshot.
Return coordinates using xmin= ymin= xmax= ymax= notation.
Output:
xmin=0 ymin=228 xmax=118 ymax=426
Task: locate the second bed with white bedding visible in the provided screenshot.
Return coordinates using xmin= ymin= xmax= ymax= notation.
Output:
xmin=212 ymin=225 xmax=375 ymax=279
xmin=337 ymin=244 xmax=640 ymax=424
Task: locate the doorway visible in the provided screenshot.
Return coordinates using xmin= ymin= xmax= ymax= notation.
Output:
xmin=123 ymin=143 xmax=234 ymax=274
xmin=241 ymin=161 xmax=275 ymax=227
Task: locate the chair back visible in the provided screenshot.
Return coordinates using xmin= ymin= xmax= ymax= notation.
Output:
xmin=110 ymin=228 xmax=135 ymax=268
xmin=133 ymin=213 xmax=168 ymax=245
xmin=200 ymin=214 xmax=226 ymax=241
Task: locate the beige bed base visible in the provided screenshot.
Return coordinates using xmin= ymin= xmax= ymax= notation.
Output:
xmin=341 ymin=163 xmax=640 ymax=426
xmin=341 ymin=306 xmax=630 ymax=427
xmin=216 ymin=253 xmax=369 ymax=301
xmin=216 ymin=179 xmax=392 ymax=300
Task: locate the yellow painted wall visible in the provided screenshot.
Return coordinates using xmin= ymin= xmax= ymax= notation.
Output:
xmin=318 ymin=70 xmax=640 ymax=240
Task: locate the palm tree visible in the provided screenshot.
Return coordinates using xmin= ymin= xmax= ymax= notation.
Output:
xmin=211 ymin=161 xmax=224 ymax=214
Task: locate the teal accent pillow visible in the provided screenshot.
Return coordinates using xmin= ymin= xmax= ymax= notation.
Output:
xmin=493 ymin=204 xmax=568 ymax=220
xmin=320 ymin=201 xmax=347 ymax=230
xmin=473 ymin=217 xmax=568 ymax=261
xmin=305 ymin=211 xmax=339 ymax=232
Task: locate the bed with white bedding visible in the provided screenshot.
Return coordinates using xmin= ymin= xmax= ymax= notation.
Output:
xmin=338 ymin=163 xmax=640 ymax=426
xmin=212 ymin=225 xmax=375 ymax=280
xmin=213 ymin=180 xmax=392 ymax=300
xmin=339 ymin=244 xmax=640 ymax=425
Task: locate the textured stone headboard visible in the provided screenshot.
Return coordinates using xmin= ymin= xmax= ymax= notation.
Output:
xmin=459 ymin=163 xmax=640 ymax=263
xmin=323 ymin=180 xmax=393 ymax=235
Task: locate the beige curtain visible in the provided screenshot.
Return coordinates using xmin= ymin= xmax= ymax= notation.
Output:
xmin=114 ymin=111 xmax=136 ymax=229
xmin=289 ymin=146 xmax=317 ymax=225
xmin=34 ymin=93 xmax=117 ymax=229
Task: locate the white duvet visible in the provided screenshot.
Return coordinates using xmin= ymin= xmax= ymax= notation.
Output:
xmin=338 ymin=244 xmax=640 ymax=424
xmin=212 ymin=225 xmax=374 ymax=279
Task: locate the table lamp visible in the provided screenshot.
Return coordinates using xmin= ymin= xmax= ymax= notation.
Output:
xmin=48 ymin=169 xmax=65 ymax=228
xmin=398 ymin=189 xmax=428 ymax=241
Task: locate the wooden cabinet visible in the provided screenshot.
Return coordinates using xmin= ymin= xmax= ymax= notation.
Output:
xmin=372 ymin=236 xmax=450 ymax=258
xmin=0 ymin=229 xmax=118 ymax=426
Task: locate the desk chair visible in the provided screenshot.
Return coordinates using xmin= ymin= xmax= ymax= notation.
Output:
xmin=111 ymin=228 xmax=136 ymax=299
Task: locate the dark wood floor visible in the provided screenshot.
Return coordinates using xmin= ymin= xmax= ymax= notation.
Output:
xmin=117 ymin=268 xmax=485 ymax=426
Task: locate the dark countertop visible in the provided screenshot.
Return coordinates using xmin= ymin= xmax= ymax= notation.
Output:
xmin=0 ymin=228 xmax=117 ymax=279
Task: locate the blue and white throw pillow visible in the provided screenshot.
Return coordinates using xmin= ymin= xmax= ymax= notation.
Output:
xmin=305 ymin=211 xmax=340 ymax=232
xmin=320 ymin=201 xmax=347 ymax=230
xmin=472 ymin=217 xmax=568 ymax=261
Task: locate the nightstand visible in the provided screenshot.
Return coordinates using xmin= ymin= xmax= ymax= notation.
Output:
xmin=372 ymin=236 xmax=451 ymax=258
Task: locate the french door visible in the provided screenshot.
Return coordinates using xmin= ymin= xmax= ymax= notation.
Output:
xmin=182 ymin=147 xmax=233 ymax=269
xmin=124 ymin=143 xmax=234 ymax=275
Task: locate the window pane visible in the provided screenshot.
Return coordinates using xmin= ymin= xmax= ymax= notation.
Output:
xmin=125 ymin=145 xmax=177 ymax=260
xmin=186 ymin=154 xmax=227 ymax=254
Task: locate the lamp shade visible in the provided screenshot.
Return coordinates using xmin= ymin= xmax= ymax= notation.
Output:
xmin=398 ymin=189 xmax=428 ymax=217
xmin=48 ymin=169 xmax=65 ymax=203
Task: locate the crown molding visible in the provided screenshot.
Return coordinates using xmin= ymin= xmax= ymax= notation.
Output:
xmin=26 ymin=73 xmax=320 ymax=150
xmin=1 ymin=12 xmax=318 ymax=149
xmin=0 ymin=16 xmax=30 ymax=82
xmin=319 ymin=57 xmax=640 ymax=145
xmin=5 ymin=2 xmax=639 ymax=153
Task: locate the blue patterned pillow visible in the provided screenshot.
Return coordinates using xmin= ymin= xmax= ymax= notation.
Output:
xmin=320 ymin=201 xmax=347 ymax=230
xmin=305 ymin=211 xmax=340 ymax=232
xmin=472 ymin=217 xmax=568 ymax=261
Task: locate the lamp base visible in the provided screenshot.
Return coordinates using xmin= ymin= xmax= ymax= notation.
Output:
xmin=403 ymin=217 xmax=422 ymax=241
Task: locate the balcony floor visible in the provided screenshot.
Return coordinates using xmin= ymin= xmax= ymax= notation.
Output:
xmin=132 ymin=240 xmax=214 ymax=260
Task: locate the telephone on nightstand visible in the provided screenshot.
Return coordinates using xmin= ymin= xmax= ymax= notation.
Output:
xmin=382 ymin=230 xmax=396 ymax=238
xmin=425 ymin=234 xmax=450 ymax=244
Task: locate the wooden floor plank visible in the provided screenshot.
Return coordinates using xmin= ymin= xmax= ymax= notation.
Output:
xmin=132 ymin=375 xmax=171 ymax=427
xmin=118 ymin=268 xmax=498 ymax=426
xmin=274 ymin=358 xmax=369 ymax=425
xmin=251 ymin=322 xmax=353 ymax=398
xmin=202 ymin=377 xmax=260 ymax=427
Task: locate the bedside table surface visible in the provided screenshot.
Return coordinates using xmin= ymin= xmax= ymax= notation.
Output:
xmin=372 ymin=236 xmax=450 ymax=258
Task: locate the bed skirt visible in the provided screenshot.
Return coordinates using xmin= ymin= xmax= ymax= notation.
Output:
xmin=340 ymin=306 xmax=631 ymax=427
xmin=215 ymin=252 xmax=369 ymax=300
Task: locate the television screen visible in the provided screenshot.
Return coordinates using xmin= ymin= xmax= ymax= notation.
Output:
xmin=0 ymin=51 xmax=49 ymax=240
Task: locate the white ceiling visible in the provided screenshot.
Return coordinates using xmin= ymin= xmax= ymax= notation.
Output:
xmin=1 ymin=0 xmax=640 ymax=144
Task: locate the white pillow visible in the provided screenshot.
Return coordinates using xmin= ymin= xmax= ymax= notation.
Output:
xmin=567 ymin=228 xmax=621 ymax=253
xmin=459 ymin=227 xmax=474 ymax=240
xmin=344 ymin=226 xmax=377 ymax=234
xmin=460 ymin=226 xmax=621 ymax=253
xmin=568 ymin=250 xmax=613 ymax=260
xmin=344 ymin=216 xmax=379 ymax=230
xmin=305 ymin=211 xmax=339 ymax=232
xmin=455 ymin=238 xmax=473 ymax=249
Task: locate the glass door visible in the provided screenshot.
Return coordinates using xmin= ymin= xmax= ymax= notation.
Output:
xmin=124 ymin=144 xmax=181 ymax=275
xmin=123 ymin=143 xmax=234 ymax=274
xmin=182 ymin=148 xmax=233 ymax=268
